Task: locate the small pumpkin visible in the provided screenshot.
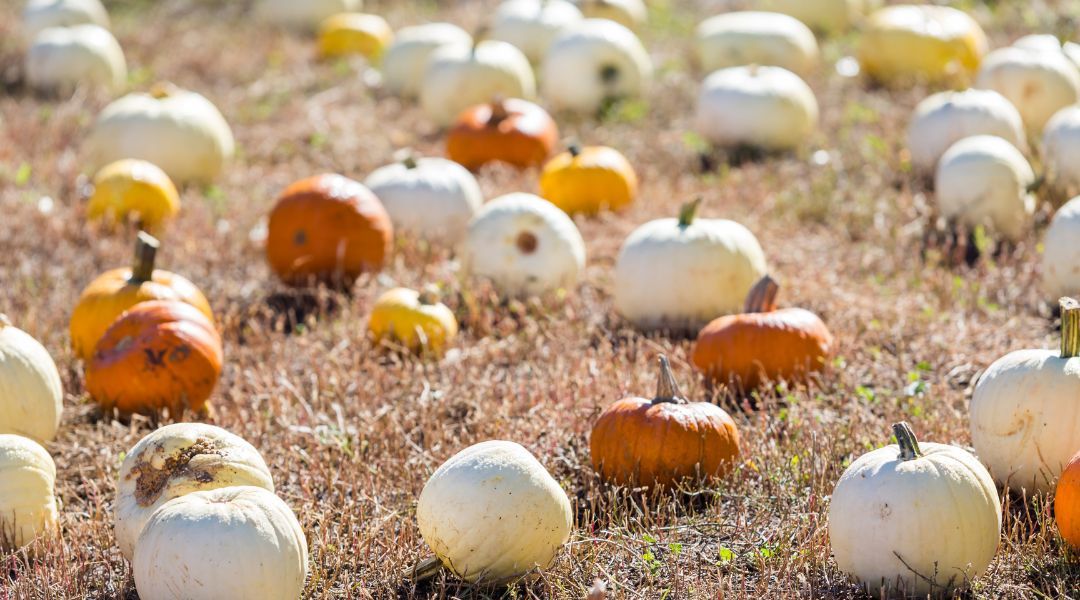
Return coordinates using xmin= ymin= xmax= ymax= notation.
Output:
xmin=571 ymin=0 xmax=646 ymax=31
xmin=23 ymin=0 xmax=110 ymax=38
xmin=756 ymin=0 xmax=870 ymax=34
xmin=26 ymin=23 xmax=126 ymax=95
xmin=367 ymin=287 xmax=458 ymax=354
xmin=255 ymin=0 xmax=359 ymax=31
xmin=381 ymin=23 xmax=472 ymax=98
xmin=1043 ymin=106 xmax=1080 ymax=199
xmin=1042 ymin=196 xmax=1080 ymax=301
xmin=934 ymin=135 xmax=1035 ymax=241
xmin=1056 ymin=449 xmax=1080 ymax=549
xmin=85 ymin=300 xmax=223 ymax=418
xmin=590 ymin=355 xmax=741 ymax=488
xmin=317 ymin=13 xmax=393 ymax=61
xmin=539 ymin=142 xmax=637 ymax=215
xmin=489 ymin=0 xmax=583 ymax=65
xmin=0 ymin=315 xmax=63 ymax=443
xmin=86 ymin=159 xmax=180 ymax=231
xmin=265 ymin=174 xmax=393 ymax=288
xmin=976 ymin=46 xmax=1080 ymax=133
xmin=906 ymin=88 xmax=1027 ymax=174
xmin=695 ymin=11 xmax=819 ymax=77
xmin=0 ymin=434 xmax=58 ymax=550
xmin=857 ymin=5 xmax=988 ymax=85
xmin=420 ymin=39 xmax=536 ymax=127
xmin=446 ymin=98 xmax=559 ymax=171
xmin=541 ymin=18 xmax=652 ymax=114
xmin=695 ymin=65 xmax=818 ymax=152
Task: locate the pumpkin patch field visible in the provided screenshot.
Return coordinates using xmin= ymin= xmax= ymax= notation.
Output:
xmin=5 ymin=0 xmax=1080 ymax=597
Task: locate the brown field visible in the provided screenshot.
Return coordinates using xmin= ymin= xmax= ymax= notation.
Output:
xmin=2 ymin=0 xmax=1080 ymax=598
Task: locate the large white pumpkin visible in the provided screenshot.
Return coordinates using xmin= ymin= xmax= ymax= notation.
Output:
xmin=23 ymin=0 xmax=109 ymax=38
xmin=1042 ymin=105 xmax=1080 ymax=198
xmin=364 ymin=154 xmax=483 ymax=246
xmin=26 ymin=24 xmax=126 ymax=95
xmin=976 ymin=46 xmax=1080 ymax=133
xmin=0 ymin=434 xmax=58 ymax=549
xmin=461 ymin=193 xmax=586 ymax=298
xmin=906 ymin=88 xmax=1026 ymax=174
xmin=829 ymin=423 xmax=1001 ymax=597
xmin=756 ymin=0 xmax=870 ymax=34
xmin=490 ymin=0 xmax=583 ymax=65
xmin=114 ymin=423 xmax=274 ymax=560
xmin=381 ymin=23 xmax=472 ymax=99
xmin=133 ymin=486 xmax=308 ymax=600
xmin=571 ymin=0 xmax=646 ymax=30
xmin=420 ymin=40 xmax=536 ymax=127
xmin=695 ymin=11 xmax=819 ymax=77
xmin=614 ymin=200 xmax=768 ymax=332
xmin=255 ymin=0 xmax=360 ymax=30
xmin=1012 ymin=34 xmax=1080 ymax=72
xmin=540 ymin=18 xmax=652 ymax=114
xmin=934 ymin=135 xmax=1035 ymax=241
xmin=694 ymin=65 xmax=818 ymax=151
xmin=0 ymin=316 xmax=63 ymax=443
xmin=84 ymin=84 xmax=235 ymax=184
xmin=417 ymin=440 xmax=572 ymax=583
xmin=1043 ymin=197 xmax=1080 ymax=301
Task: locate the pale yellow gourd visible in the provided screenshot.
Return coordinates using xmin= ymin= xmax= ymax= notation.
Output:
xmin=0 ymin=315 xmax=63 ymax=443
xmin=0 ymin=434 xmax=59 ymax=549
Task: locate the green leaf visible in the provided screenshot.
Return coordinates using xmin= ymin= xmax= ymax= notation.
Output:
xmin=642 ymin=533 xmax=657 ymax=544
xmin=15 ymin=163 xmax=31 ymax=186
xmin=718 ymin=547 xmax=735 ymax=563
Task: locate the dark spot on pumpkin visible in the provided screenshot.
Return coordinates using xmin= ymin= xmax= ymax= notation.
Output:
xmin=294 ymin=230 xmax=307 ymax=245
xmin=600 ymin=64 xmax=620 ymax=85
xmin=168 ymin=344 xmax=192 ymax=363
xmin=128 ymin=438 xmax=225 ymax=507
xmin=516 ymin=231 xmax=539 ymax=254
xmin=143 ymin=348 xmax=168 ymax=368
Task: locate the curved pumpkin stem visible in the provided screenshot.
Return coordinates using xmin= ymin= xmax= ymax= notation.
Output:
xmin=149 ymin=81 xmax=179 ymax=99
xmin=398 ymin=148 xmax=419 ymax=170
xmin=1061 ymin=297 xmax=1079 ymax=359
xmin=567 ymin=139 xmax=582 ymax=159
xmin=678 ymin=198 xmax=703 ymax=229
xmin=130 ymin=231 xmax=160 ymax=284
xmin=653 ymin=355 xmax=687 ymax=405
xmin=744 ymin=276 xmax=780 ymax=314
xmin=417 ymin=285 xmax=440 ymax=306
xmin=488 ymin=96 xmax=509 ymax=126
xmin=892 ymin=422 xmax=922 ymax=461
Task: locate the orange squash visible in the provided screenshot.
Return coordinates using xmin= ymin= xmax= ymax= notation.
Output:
xmin=589 ymin=355 xmax=741 ymax=488
xmin=1056 ymin=449 xmax=1080 ymax=549
xmin=692 ymin=275 xmax=833 ymax=390
xmin=85 ymin=300 xmax=223 ymax=418
xmin=445 ymin=98 xmax=559 ymax=171
xmin=70 ymin=232 xmax=213 ymax=361
xmin=540 ymin=142 xmax=638 ymax=215
xmin=265 ymin=174 xmax=393 ymax=288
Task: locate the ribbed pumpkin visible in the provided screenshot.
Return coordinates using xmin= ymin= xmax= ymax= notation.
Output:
xmin=317 ymin=13 xmax=393 ymax=61
xmin=1057 ymin=450 xmax=1080 ymax=549
xmin=85 ymin=300 xmax=223 ymax=418
xmin=70 ymin=232 xmax=213 ymax=361
xmin=265 ymin=174 xmax=393 ymax=288
xmin=445 ymin=98 xmax=559 ymax=171
xmin=590 ymin=356 xmax=741 ymax=488
xmin=87 ymin=159 xmax=180 ymax=232
xmin=368 ymin=287 xmax=458 ymax=354
xmin=692 ymin=276 xmax=834 ymax=391
xmin=539 ymin=143 xmax=638 ymax=215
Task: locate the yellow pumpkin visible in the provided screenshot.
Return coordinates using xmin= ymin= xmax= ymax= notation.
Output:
xmin=318 ymin=13 xmax=394 ymax=61
xmin=368 ymin=287 xmax=457 ymax=354
xmin=86 ymin=159 xmax=180 ymax=232
xmin=540 ymin=143 xmax=638 ymax=216
xmin=857 ymin=5 xmax=987 ymax=85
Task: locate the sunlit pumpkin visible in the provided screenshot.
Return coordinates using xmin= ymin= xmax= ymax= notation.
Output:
xmin=539 ymin=143 xmax=637 ymax=215
xmin=420 ymin=40 xmax=536 ymax=127
xmin=906 ymin=88 xmax=1026 ymax=174
xmin=1056 ymin=449 xmax=1080 ymax=549
xmin=1042 ymin=196 xmax=1080 ymax=301
xmin=489 ymin=0 xmax=583 ymax=65
xmin=0 ymin=315 xmax=63 ymax=443
xmin=1044 ymin=106 xmax=1080 ymax=199
xmin=857 ymin=5 xmax=988 ymax=85
xmin=756 ymin=0 xmax=870 ymax=34
xmin=934 ymin=135 xmax=1035 ymax=241
xmin=695 ymin=11 xmax=819 ymax=77
xmin=317 ymin=13 xmax=393 ymax=61
xmin=368 ymin=287 xmax=458 ymax=354
xmin=25 ymin=23 xmax=126 ymax=95
xmin=0 ymin=434 xmax=58 ymax=550
xmin=23 ymin=0 xmax=109 ymax=38
xmin=976 ymin=45 xmax=1080 ymax=134
xmin=381 ymin=23 xmax=472 ymax=98
xmin=446 ymin=98 xmax=559 ymax=171
xmin=695 ymin=65 xmax=818 ymax=152
xmin=571 ymin=0 xmax=646 ymax=31
xmin=86 ymin=159 xmax=180 ymax=232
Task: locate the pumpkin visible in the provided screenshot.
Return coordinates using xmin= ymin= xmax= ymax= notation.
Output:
xmin=1056 ymin=449 xmax=1080 ymax=549
xmin=26 ymin=24 xmax=126 ymax=95
xmin=490 ymin=0 xmax=583 ymax=65
xmin=828 ymin=422 xmax=1001 ymax=597
xmin=539 ymin=142 xmax=637 ymax=215
xmin=975 ymin=46 xmax=1080 ymax=133
xmin=934 ymin=135 xmax=1035 ymax=241
xmin=461 ymin=193 xmax=586 ymax=297
xmin=114 ymin=423 xmax=274 ymax=560
xmin=317 ymin=13 xmax=393 ymax=61
xmin=381 ymin=23 xmax=472 ymax=98
xmin=695 ymin=12 xmax=819 ymax=77
xmin=755 ymin=0 xmax=870 ymax=34
xmin=85 ymin=83 xmax=235 ymax=184
xmin=85 ymin=300 xmax=223 ymax=418
xmin=420 ymin=40 xmax=536 ymax=127
xmin=23 ymin=0 xmax=109 ymax=38
xmin=0 ymin=434 xmax=58 ymax=550
xmin=0 ymin=316 xmax=63 ymax=443
xmin=367 ymin=287 xmax=458 ymax=354
xmin=445 ymin=98 xmax=559 ymax=171
xmin=540 ymin=18 xmax=652 ymax=114
xmin=906 ymin=88 xmax=1027 ymax=174
xmin=363 ymin=154 xmax=482 ymax=245
xmin=692 ymin=276 xmax=834 ymax=391
xmin=1044 ymin=106 xmax=1080 ymax=198
xmin=970 ymin=297 xmax=1080 ymax=495
xmin=265 ymin=174 xmax=393 ymax=288
xmin=590 ymin=355 xmax=740 ymax=488
xmin=614 ymin=199 xmax=768 ymax=332
xmin=86 ymin=159 xmax=180 ymax=231
xmin=70 ymin=232 xmax=213 ymax=361
xmin=417 ymin=440 xmax=572 ymax=584
xmin=694 ymin=65 xmax=818 ymax=152
xmin=1042 ymin=197 xmax=1080 ymax=301
xmin=255 ymin=0 xmax=360 ymax=30
xmin=1013 ymin=34 xmax=1080 ymax=72
xmin=857 ymin=5 xmax=988 ymax=85
xmin=133 ymin=486 xmax=308 ymax=600
xmin=571 ymin=0 xmax=646 ymax=31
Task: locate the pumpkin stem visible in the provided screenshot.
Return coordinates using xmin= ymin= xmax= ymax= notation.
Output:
xmin=130 ymin=231 xmax=160 ymax=284
xmin=149 ymin=81 xmax=178 ymax=99
xmin=892 ymin=422 xmax=922 ymax=461
xmin=401 ymin=152 xmax=418 ymax=170
xmin=489 ymin=96 xmax=509 ymax=125
xmin=678 ymin=198 xmax=703 ymax=229
xmin=1061 ymin=297 xmax=1080 ymax=359
xmin=744 ymin=276 xmax=780 ymax=314
xmin=568 ymin=139 xmax=582 ymax=158
xmin=653 ymin=355 xmax=687 ymax=404
xmin=417 ymin=285 xmax=440 ymax=306
xmin=0 ymin=314 xmax=10 ymax=329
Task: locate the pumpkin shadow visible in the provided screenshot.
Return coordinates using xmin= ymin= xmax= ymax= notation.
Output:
xmin=395 ymin=565 xmax=550 ymax=599
xmin=221 ymin=286 xmax=347 ymax=341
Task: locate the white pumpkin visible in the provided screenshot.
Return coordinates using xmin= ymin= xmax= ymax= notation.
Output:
xmin=1012 ymin=34 xmax=1080 ymax=73
xmin=906 ymin=88 xmax=1027 ymax=174
xmin=417 ymin=440 xmax=572 ymax=583
xmin=755 ymin=0 xmax=870 ymax=34
xmin=23 ymin=0 xmax=109 ymax=38
xmin=571 ymin=0 xmax=646 ymax=30
xmin=829 ymin=423 xmax=1001 ymax=597
xmin=540 ymin=19 xmax=652 ymax=114
xmin=1042 ymin=105 xmax=1080 ymax=198
xmin=133 ymin=486 xmax=308 ymax=600
xmin=490 ymin=0 xmax=583 ymax=65
xmin=970 ymin=300 xmax=1080 ymax=495
xmin=26 ymin=24 xmax=126 ymax=95
xmin=84 ymin=84 xmax=235 ymax=184
xmin=694 ymin=65 xmax=818 ymax=151
xmin=695 ymin=12 xmax=819 ymax=77
xmin=614 ymin=199 xmax=768 ymax=331
xmin=975 ymin=46 xmax=1080 ymax=133
xmin=1043 ymin=197 xmax=1080 ymax=301
xmin=461 ymin=193 xmax=586 ymax=298
xmin=0 ymin=434 xmax=58 ymax=549
xmin=364 ymin=154 xmax=483 ymax=246
xmin=0 ymin=316 xmax=62 ymax=443
xmin=381 ymin=23 xmax=472 ymax=99
xmin=934 ymin=135 xmax=1035 ymax=241
xmin=255 ymin=0 xmax=360 ymax=30
xmin=420 ymin=40 xmax=536 ymax=127
xmin=114 ymin=423 xmax=274 ymax=561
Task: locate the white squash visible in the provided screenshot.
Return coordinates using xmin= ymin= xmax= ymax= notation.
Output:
xmin=857 ymin=5 xmax=988 ymax=85
xmin=490 ymin=0 xmax=583 ymax=65
xmin=934 ymin=135 xmax=1035 ymax=241
xmin=84 ymin=84 xmax=235 ymax=184
xmin=417 ymin=440 xmax=572 ymax=583
xmin=420 ymin=40 xmax=536 ymax=127
xmin=614 ymin=199 xmax=768 ymax=332
xmin=976 ymin=46 xmax=1080 ymax=133
xmin=1012 ymin=34 xmax=1080 ymax=73
xmin=1043 ymin=105 xmax=1080 ymax=198
xmin=114 ymin=423 xmax=274 ymax=561
xmin=906 ymin=88 xmax=1027 ymax=174
xmin=829 ymin=423 xmax=1001 ymax=597
xmin=695 ymin=12 xmax=819 ymax=77
xmin=381 ymin=23 xmax=472 ymax=99
xmin=1042 ymin=197 xmax=1080 ymax=301
xmin=571 ymin=0 xmax=646 ymax=30
xmin=540 ymin=19 xmax=652 ymax=114
xmin=970 ymin=299 xmax=1080 ymax=495
xmin=0 ymin=434 xmax=58 ymax=550
xmin=694 ymin=65 xmax=818 ymax=151
xmin=255 ymin=0 xmax=360 ymax=30
xmin=756 ymin=0 xmax=870 ymax=34
xmin=364 ymin=154 xmax=483 ymax=246
xmin=23 ymin=0 xmax=109 ymax=38
xmin=133 ymin=486 xmax=308 ymax=600
xmin=26 ymin=24 xmax=126 ymax=95
xmin=461 ymin=193 xmax=586 ymax=298
xmin=0 ymin=315 xmax=62 ymax=443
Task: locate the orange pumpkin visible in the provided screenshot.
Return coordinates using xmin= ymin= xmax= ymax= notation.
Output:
xmin=445 ymin=98 xmax=559 ymax=171
xmin=85 ymin=300 xmax=223 ymax=418
xmin=70 ymin=232 xmax=213 ymax=361
xmin=266 ymin=174 xmax=393 ymax=288
xmin=692 ymin=275 xmax=833 ymax=390
xmin=589 ymin=355 xmax=741 ymax=488
xmin=1056 ymin=449 xmax=1080 ymax=549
